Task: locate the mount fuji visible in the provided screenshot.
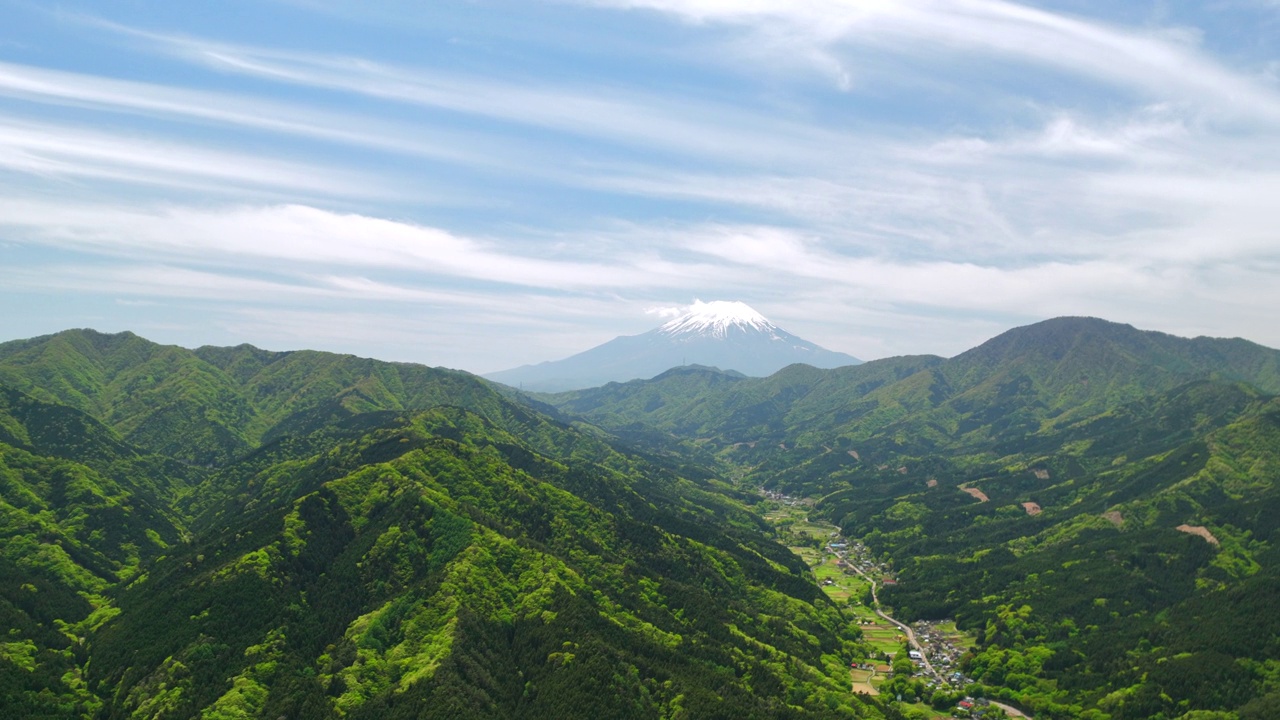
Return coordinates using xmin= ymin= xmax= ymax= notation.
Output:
xmin=485 ymin=301 xmax=861 ymax=392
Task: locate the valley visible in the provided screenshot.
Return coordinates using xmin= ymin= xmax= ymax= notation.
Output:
xmin=3 ymin=317 xmax=1280 ymax=719
xmin=0 ymin=329 xmax=886 ymax=719
xmin=541 ymin=316 xmax=1280 ymax=719
xmin=764 ymin=494 xmax=992 ymax=717
xmin=8 ymin=0 xmax=1280 ymax=716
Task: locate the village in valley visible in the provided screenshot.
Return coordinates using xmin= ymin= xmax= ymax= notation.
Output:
xmin=761 ymin=491 xmax=1013 ymax=719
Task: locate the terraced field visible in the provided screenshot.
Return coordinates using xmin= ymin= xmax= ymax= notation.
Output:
xmin=763 ymin=500 xmax=907 ymax=694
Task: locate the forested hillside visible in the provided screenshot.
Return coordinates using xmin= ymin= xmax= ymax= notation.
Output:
xmin=7 ymin=320 xmax=1280 ymax=719
xmin=542 ymin=318 xmax=1280 ymax=719
xmin=0 ymin=329 xmax=888 ymax=719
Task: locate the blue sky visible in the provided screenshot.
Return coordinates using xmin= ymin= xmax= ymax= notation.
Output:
xmin=2 ymin=0 xmax=1279 ymax=372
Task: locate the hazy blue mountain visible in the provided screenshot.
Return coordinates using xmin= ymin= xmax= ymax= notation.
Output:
xmin=541 ymin=317 xmax=1280 ymax=454
xmin=485 ymin=301 xmax=861 ymax=392
xmin=0 ymin=328 xmax=883 ymax=719
xmin=8 ymin=318 xmax=1280 ymax=718
xmin=539 ymin=316 xmax=1280 ymax=718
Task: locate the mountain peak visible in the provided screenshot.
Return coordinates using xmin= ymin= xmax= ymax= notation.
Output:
xmin=486 ymin=300 xmax=859 ymax=391
xmin=658 ymin=300 xmax=776 ymax=339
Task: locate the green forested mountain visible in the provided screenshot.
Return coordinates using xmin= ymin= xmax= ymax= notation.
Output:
xmin=0 ymin=330 xmax=527 ymax=467
xmin=0 ymin=329 xmax=888 ymax=719
xmin=6 ymin=320 xmax=1280 ymax=719
xmin=545 ymin=318 xmax=1280 ymax=462
xmin=541 ymin=318 xmax=1280 ymax=719
xmin=0 ymin=386 xmax=190 ymax=718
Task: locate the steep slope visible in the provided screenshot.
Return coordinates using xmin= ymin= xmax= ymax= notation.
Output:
xmin=542 ymin=317 xmax=1280 ymax=718
xmin=0 ymin=329 xmax=560 ymax=469
xmin=0 ymin=385 xmax=189 ymax=717
xmin=87 ymin=407 xmax=880 ymax=719
xmin=833 ymin=384 xmax=1280 ymax=719
xmin=0 ymin=330 xmax=256 ymax=465
xmin=544 ymin=356 xmax=943 ymax=448
xmin=0 ymin=328 xmax=896 ymax=719
xmin=544 ymin=317 xmax=1280 ymax=484
xmin=486 ymin=301 xmax=861 ymax=392
xmin=938 ymin=316 xmax=1280 ymax=432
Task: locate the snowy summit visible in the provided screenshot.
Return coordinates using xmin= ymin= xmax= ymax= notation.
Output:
xmin=486 ymin=299 xmax=861 ymax=391
xmin=658 ymin=301 xmax=777 ymax=339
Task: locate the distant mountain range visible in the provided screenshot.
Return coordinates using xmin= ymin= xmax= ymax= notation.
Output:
xmin=0 ymin=328 xmax=872 ymax=719
xmin=538 ymin=316 xmax=1280 ymax=718
xmin=543 ymin=316 xmax=1280 ymax=449
xmin=485 ymin=300 xmax=860 ymax=391
xmin=4 ymin=318 xmax=1280 ymax=718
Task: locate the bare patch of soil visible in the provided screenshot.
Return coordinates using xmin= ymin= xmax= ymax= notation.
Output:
xmin=1033 ymin=469 xmax=1051 ymax=480
xmin=1176 ymin=524 xmax=1220 ymax=545
xmin=848 ymin=450 xmax=860 ymax=460
xmin=961 ymin=486 xmax=989 ymax=503
xmin=1022 ymin=501 xmax=1042 ymax=516
xmin=926 ymin=478 xmax=938 ymax=488
xmin=1102 ymin=511 xmax=1124 ymax=527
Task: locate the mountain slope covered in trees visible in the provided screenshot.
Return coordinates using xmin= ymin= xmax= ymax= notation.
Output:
xmin=6 ymin=319 xmax=1280 ymax=719
xmin=0 ymin=329 xmax=888 ymax=719
xmin=540 ymin=318 xmax=1280 ymax=719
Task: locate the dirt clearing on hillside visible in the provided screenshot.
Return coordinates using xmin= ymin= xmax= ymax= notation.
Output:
xmin=1176 ymin=524 xmax=1219 ymax=545
xmin=961 ymin=486 xmax=989 ymax=502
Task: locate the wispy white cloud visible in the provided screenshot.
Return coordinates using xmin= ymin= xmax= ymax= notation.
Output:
xmin=0 ymin=258 xmax=671 ymax=370
xmin=4 ymin=195 xmax=1277 ymax=365
xmin=578 ymin=0 xmax=1280 ymax=121
xmin=0 ymin=117 xmax=381 ymax=197
xmin=91 ymin=20 xmax=847 ymax=167
xmin=0 ymin=60 xmax=525 ymax=171
xmin=3 ymin=1 xmax=1280 ymax=371
xmin=0 ymin=201 xmax=702 ymax=290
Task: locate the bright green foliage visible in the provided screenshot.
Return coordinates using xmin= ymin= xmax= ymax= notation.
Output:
xmin=0 ymin=385 xmax=186 ymax=717
xmin=9 ymin=318 xmax=1280 ymax=718
xmin=542 ymin=318 xmax=1280 ymax=719
xmin=0 ymin=329 xmax=890 ymax=719
xmin=85 ymin=406 xmax=879 ymax=718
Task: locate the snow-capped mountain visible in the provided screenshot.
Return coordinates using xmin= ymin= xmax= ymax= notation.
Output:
xmin=656 ymin=300 xmax=777 ymax=339
xmin=485 ymin=301 xmax=861 ymax=392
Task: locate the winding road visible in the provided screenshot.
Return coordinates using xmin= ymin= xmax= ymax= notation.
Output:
xmin=989 ymin=700 xmax=1030 ymax=718
xmin=843 ymin=561 xmax=1032 ymax=717
xmin=843 ymin=560 xmax=943 ymax=682
xmin=788 ymin=510 xmax=1035 ymax=717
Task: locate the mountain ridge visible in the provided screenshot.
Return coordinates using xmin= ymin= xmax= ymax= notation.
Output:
xmin=541 ymin=317 xmax=1280 ymax=450
xmin=535 ymin=315 xmax=1280 ymax=718
xmin=0 ymin=327 xmax=887 ymax=719
xmin=485 ymin=301 xmax=861 ymax=392
xmin=5 ymin=318 xmax=1280 ymax=717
